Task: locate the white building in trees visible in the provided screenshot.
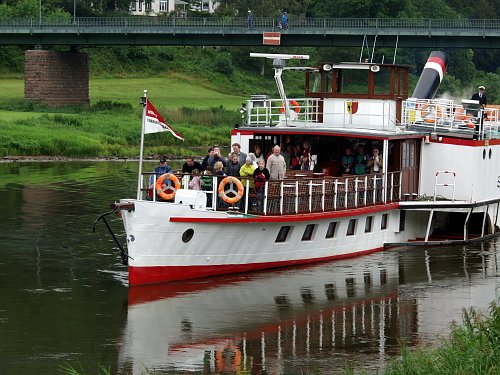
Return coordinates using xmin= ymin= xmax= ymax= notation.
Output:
xmin=130 ymin=0 xmax=218 ymax=15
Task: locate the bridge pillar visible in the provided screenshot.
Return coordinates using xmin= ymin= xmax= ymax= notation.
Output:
xmin=24 ymin=50 xmax=89 ymax=107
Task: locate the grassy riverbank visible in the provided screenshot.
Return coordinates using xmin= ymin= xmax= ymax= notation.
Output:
xmin=0 ymin=75 xmax=246 ymax=159
xmin=382 ymin=302 xmax=500 ymax=375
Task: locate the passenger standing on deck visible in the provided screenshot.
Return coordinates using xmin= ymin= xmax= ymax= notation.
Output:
xmin=267 ymin=145 xmax=286 ymax=180
xmin=341 ymin=146 xmax=354 ymax=174
xmin=226 ymin=153 xmax=241 ymax=177
xmin=282 ymin=145 xmax=293 ymax=168
xmin=368 ymin=147 xmax=383 ymax=201
xmin=150 ymin=156 xmax=174 ymax=200
xmin=253 ymin=144 xmax=265 ymax=163
xmin=239 ymin=156 xmax=256 ymax=210
xmin=151 ymin=156 xmax=173 ymax=182
xmin=202 ymin=147 xmax=214 ymax=169
xmin=188 ymin=169 xmax=201 ymax=190
xmin=182 ymin=157 xmax=204 ymax=174
xmin=214 ymin=161 xmax=227 ymax=207
xmin=246 ymin=152 xmax=258 ymax=167
xmin=207 ymin=147 xmax=227 ymax=168
xmin=367 ymin=147 xmax=383 ymax=174
xmin=214 ymin=161 xmax=226 ymax=178
xmin=232 ymin=143 xmax=247 ymax=165
xmin=301 ymin=140 xmax=311 ymax=170
xmin=291 ymin=144 xmax=302 ymax=170
xmin=201 ymin=166 xmax=214 ymax=207
xmin=354 ymin=145 xmax=369 ymax=175
xmin=239 ymin=156 xmax=256 ymax=189
xmin=253 ymin=160 xmax=270 ymax=211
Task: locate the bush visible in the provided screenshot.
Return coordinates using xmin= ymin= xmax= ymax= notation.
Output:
xmin=214 ymin=54 xmax=234 ymax=76
xmin=90 ymin=101 xmax=134 ymax=112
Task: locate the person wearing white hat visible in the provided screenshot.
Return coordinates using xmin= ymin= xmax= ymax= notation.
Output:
xmin=471 ymin=85 xmax=487 ymax=107
xmin=471 ymin=85 xmax=488 ymax=140
xmin=246 ymin=10 xmax=253 ymax=29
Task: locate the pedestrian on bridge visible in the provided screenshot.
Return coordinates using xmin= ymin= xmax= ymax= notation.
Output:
xmin=247 ymin=10 xmax=254 ymax=29
xmin=281 ymin=10 xmax=288 ymax=30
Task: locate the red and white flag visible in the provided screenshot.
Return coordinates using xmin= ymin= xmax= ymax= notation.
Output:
xmin=145 ymin=100 xmax=184 ymax=141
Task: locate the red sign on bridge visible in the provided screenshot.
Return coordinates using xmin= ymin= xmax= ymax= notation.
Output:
xmin=263 ymin=32 xmax=281 ymax=45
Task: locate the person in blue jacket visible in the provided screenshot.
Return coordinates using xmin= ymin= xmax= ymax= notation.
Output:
xmin=152 ymin=156 xmax=173 ymax=183
xmin=281 ymin=11 xmax=288 ymax=30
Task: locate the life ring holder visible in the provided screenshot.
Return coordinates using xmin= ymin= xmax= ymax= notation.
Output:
xmin=218 ymin=177 xmax=244 ymax=204
xmin=155 ymin=173 xmax=181 ymax=201
xmin=420 ymin=103 xmax=443 ymax=124
xmin=280 ymin=99 xmax=301 ymax=113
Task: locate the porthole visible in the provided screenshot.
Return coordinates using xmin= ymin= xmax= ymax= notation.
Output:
xmin=489 ymin=149 xmax=492 ymax=159
xmin=182 ymin=228 xmax=194 ymax=243
xmin=483 ymin=149 xmax=486 ymax=160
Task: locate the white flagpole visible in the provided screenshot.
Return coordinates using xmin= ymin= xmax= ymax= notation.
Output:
xmin=137 ymin=90 xmax=147 ymax=200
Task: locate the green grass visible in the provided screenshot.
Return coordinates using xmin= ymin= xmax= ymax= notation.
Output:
xmin=383 ymin=302 xmax=500 ymax=375
xmin=0 ymin=109 xmax=46 ymax=121
xmin=90 ymin=74 xmax=246 ymax=109
xmin=0 ymin=75 xmax=241 ymax=158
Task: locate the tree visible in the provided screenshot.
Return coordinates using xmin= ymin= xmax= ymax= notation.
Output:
xmin=310 ymin=0 xmax=416 ymax=18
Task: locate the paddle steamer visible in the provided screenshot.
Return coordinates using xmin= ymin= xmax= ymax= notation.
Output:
xmin=102 ymin=51 xmax=500 ymax=286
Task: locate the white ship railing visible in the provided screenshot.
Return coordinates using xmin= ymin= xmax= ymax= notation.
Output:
xmin=245 ymin=97 xmax=321 ymax=127
xmin=244 ymin=97 xmax=398 ymax=128
xmin=140 ymin=171 xmax=402 ymax=215
xmin=402 ymin=98 xmax=500 ymax=140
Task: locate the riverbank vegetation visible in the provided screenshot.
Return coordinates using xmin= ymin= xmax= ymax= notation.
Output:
xmin=382 ymin=302 xmax=500 ymax=375
xmin=0 ymin=76 xmax=244 ymax=159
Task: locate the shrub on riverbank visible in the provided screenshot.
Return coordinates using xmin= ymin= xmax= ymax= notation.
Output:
xmin=383 ymin=302 xmax=500 ymax=375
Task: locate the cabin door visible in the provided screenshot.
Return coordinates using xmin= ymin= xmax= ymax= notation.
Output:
xmin=401 ymin=140 xmax=419 ymax=197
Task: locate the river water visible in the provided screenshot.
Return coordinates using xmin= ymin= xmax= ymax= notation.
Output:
xmin=0 ymin=161 xmax=499 ymax=375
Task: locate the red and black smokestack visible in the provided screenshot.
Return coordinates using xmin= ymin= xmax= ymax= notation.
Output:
xmin=411 ymin=51 xmax=447 ymax=99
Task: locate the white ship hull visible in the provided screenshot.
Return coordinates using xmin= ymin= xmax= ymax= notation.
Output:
xmin=122 ymin=200 xmax=431 ymax=285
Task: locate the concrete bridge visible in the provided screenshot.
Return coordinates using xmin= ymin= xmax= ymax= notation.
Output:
xmin=2 ymin=17 xmax=500 ymax=48
xmin=8 ymin=17 xmax=499 ymax=107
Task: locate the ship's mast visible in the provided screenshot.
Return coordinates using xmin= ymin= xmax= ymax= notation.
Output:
xmin=250 ymin=53 xmax=309 ymax=117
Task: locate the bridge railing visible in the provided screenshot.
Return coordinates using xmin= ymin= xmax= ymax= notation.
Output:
xmin=0 ymin=17 xmax=499 ymax=31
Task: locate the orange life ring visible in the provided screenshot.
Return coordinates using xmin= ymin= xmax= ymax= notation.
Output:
xmin=215 ymin=341 xmax=242 ymax=372
xmin=155 ymin=173 xmax=181 ymax=201
xmin=280 ymin=100 xmax=301 ymax=113
xmin=420 ymin=103 xmax=442 ymax=123
xmin=218 ymin=177 xmax=244 ymax=204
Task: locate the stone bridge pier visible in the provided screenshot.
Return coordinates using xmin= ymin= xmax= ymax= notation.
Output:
xmin=24 ymin=50 xmax=89 ymax=107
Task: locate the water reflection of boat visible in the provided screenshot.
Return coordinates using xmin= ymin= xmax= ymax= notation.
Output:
xmin=118 ymin=244 xmax=500 ymax=374
xmin=118 ymin=252 xmax=412 ymax=374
